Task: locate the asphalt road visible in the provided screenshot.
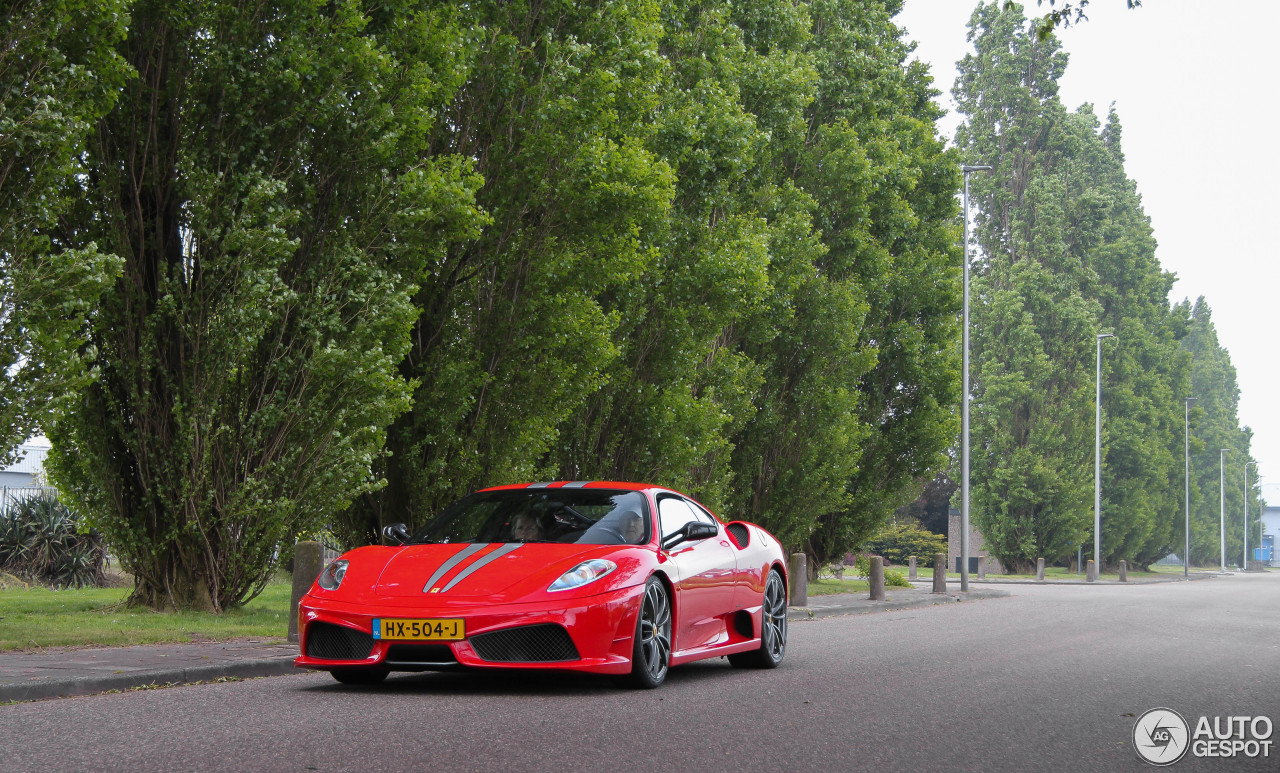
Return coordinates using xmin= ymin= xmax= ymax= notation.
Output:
xmin=4 ymin=574 xmax=1278 ymax=772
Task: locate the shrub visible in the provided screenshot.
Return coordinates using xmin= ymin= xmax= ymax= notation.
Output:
xmin=885 ymin=568 xmax=910 ymax=587
xmin=0 ymin=494 xmax=107 ymax=588
xmin=861 ymin=522 xmax=947 ymax=566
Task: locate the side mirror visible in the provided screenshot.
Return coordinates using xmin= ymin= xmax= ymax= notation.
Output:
xmin=662 ymin=520 xmax=718 ymax=550
xmin=383 ymin=522 xmax=411 ymax=545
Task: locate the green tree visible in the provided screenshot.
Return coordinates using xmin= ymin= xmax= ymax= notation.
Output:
xmin=762 ymin=0 xmax=961 ymax=570
xmin=549 ymin=0 xmax=780 ymax=512
xmin=1067 ymin=106 xmax=1191 ymax=569
xmin=49 ymin=0 xmax=486 ymax=611
xmin=1005 ymin=0 xmax=1143 ymax=41
xmin=1182 ymin=298 xmax=1257 ymax=568
xmin=955 ymin=4 xmax=1239 ymax=573
xmin=0 ymin=0 xmax=129 ymax=463
xmin=956 ymin=3 xmax=1099 ymax=572
xmin=337 ymin=0 xmax=677 ymax=546
xmin=345 ymin=0 xmax=962 ymax=574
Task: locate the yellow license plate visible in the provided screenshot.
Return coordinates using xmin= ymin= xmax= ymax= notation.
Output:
xmin=374 ymin=618 xmax=465 ymax=641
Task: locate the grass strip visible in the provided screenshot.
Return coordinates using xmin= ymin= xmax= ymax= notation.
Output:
xmin=0 ymin=580 xmax=291 ymax=651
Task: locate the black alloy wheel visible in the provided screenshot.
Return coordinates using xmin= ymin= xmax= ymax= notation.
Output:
xmin=619 ymin=577 xmax=672 ymax=688
xmin=729 ymin=568 xmax=787 ymax=669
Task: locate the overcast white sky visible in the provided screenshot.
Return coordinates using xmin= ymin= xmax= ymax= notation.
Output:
xmin=897 ymin=0 xmax=1280 ymax=495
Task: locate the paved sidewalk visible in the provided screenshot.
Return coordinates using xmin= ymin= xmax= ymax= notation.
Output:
xmin=788 ymin=585 xmax=1009 ymax=621
xmin=905 ymin=571 xmax=1221 ymax=587
xmin=0 ymin=639 xmax=298 ymax=703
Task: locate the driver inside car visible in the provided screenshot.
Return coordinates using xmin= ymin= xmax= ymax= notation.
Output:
xmin=509 ymin=510 xmax=545 ymax=542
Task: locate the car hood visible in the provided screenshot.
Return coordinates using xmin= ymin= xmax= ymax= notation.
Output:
xmin=372 ymin=542 xmax=611 ymax=599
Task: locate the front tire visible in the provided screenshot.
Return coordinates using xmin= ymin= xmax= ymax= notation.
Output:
xmin=729 ymin=568 xmax=787 ymax=669
xmin=330 ymin=668 xmax=389 ymax=685
xmin=617 ymin=577 xmax=672 ymax=688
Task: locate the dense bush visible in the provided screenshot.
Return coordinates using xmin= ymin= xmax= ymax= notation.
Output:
xmin=885 ymin=568 xmax=910 ymax=588
xmin=0 ymin=494 xmax=106 ymax=588
xmin=860 ymin=522 xmax=947 ymax=566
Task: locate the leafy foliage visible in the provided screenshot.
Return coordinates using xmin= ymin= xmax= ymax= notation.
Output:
xmin=339 ymin=0 xmax=962 ymax=575
xmin=0 ymin=0 xmax=128 ymax=463
xmin=48 ymin=0 xmax=485 ymax=610
xmin=860 ymin=522 xmax=947 ymax=566
xmin=885 ymin=568 xmax=911 ymax=588
xmin=19 ymin=0 xmax=965 ymax=606
xmin=1005 ymin=0 xmax=1143 ymax=41
xmin=0 ymin=493 xmax=107 ymax=589
xmin=954 ymin=4 xmax=1246 ymax=573
xmin=1182 ymin=299 xmax=1259 ymax=567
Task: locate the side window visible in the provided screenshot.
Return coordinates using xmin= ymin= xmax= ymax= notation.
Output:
xmin=658 ymin=497 xmax=699 ymax=540
xmin=687 ymin=501 xmax=718 ymax=526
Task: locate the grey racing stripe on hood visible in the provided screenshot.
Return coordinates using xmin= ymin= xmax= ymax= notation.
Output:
xmin=439 ymin=543 xmax=523 ymax=593
xmin=422 ymin=543 xmax=488 ymax=593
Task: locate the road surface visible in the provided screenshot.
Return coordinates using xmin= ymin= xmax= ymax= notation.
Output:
xmin=3 ymin=573 xmax=1277 ymax=771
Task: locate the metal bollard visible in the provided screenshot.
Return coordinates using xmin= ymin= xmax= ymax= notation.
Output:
xmin=909 ymin=555 xmax=917 ymax=581
xmin=977 ymin=555 xmax=986 ymax=580
xmin=788 ymin=553 xmax=808 ymax=607
xmin=932 ymin=552 xmax=946 ymax=594
xmin=1086 ymin=559 xmax=1097 ymax=583
xmin=289 ymin=541 xmax=324 ymax=643
xmin=1119 ymin=560 xmax=1128 ymax=583
xmin=869 ymin=556 xmax=885 ymax=601
xmin=1036 ymin=557 xmax=1045 ymax=581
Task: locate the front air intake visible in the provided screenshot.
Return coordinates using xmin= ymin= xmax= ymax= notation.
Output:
xmin=385 ymin=644 xmax=458 ymax=668
xmin=469 ymin=624 xmax=580 ymax=663
xmin=305 ymin=622 xmax=374 ymax=660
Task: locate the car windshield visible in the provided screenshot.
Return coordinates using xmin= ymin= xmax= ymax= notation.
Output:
xmin=411 ymin=488 xmax=651 ymax=546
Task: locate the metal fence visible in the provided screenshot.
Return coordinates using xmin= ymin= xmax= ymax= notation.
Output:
xmin=0 ymin=486 xmax=59 ymax=518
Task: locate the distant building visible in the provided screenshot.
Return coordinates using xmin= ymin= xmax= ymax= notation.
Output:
xmin=948 ymin=509 xmax=1005 ymax=575
xmin=1259 ymin=483 xmax=1280 ymax=567
xmin=0 ymin=440 xmax=51 ymax=489
xmin=1260 ymin=508 xmax=1279 ymax=567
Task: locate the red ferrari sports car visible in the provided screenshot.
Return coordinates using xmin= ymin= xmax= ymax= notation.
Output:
xmin=295 ymin=481 xmax=788 ymax=688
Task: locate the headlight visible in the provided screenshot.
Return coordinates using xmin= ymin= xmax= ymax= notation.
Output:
xmin=548 ymin=559 xmax=616 ymax=592
xmin=317 ymin=559 xmax=349 ymax=590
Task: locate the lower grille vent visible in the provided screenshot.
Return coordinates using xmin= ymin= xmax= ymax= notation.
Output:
xmin=385 ymin=644 xmax=458 ymax=666
xmin=469 ymin=624 xmax=579 ymax=663
xmin=305 ymin=622 xmax=374 ymax=661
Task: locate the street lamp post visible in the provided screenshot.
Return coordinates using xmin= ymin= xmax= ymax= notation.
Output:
xmin=960 ymin=163 xmax=991 ymax=593
xmin=1092 ymin=333 xmax=1116 ymax=582
xmin=1184 ymin=397 xmax=1196 ymax=578
xmin=1244 ymin=461 xmax=1258 ymax=569
xmin=1220 ymin=448 xmax=1230 ymax=572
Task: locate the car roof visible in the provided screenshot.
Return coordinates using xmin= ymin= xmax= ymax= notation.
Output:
xmin=478 ymin=481 xmax=666 ymax=494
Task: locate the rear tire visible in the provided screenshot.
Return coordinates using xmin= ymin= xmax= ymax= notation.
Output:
xmin=616 ymin=577 xmax=672 ymax=689
xmin=729 ymin=568 xmax=787 ymax=669
xmin=330 ymin=668 xmax=389 ymax=685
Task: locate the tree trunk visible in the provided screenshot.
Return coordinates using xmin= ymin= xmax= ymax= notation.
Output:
xmin=127 ymin=551 xmax=217 ymax=612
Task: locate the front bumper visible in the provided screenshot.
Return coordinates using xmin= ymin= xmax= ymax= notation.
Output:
xmin=294 ymin=583 xmax=644 ymax=676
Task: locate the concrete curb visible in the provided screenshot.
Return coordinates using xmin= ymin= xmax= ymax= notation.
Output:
xmin=788 ymin=589 xmax=1010 ymax=621
xmin=1 ymin=656 xmax=298 ymax=704
xmin=907 ymin=572 xmax=1219 ymax=587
